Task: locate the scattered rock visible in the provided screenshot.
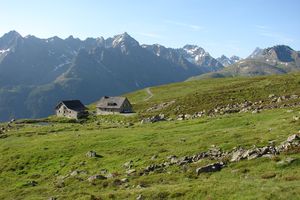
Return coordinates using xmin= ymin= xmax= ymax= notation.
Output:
xmin=136 ymin=194 xmax=144 ymax=200
xmin=70 ymin=170 xmax=80 ymax=176
xmin=48 ymin=197 xmax=57 ymax=200
xmin=167 ymin=155 xmax=177 ymax=160
xmin=230 ymin=148 xmax=246 ymax=162
xmin=261 ymin=172 xmax=276 ymax=179
xmin=105 ymin=173 xmax=117 ymax=179
xmin=151 ymin=155 xmax=158 ymax=160
xmin=100 ymin=169 xmax=108 ymax=174
xmin=184 ymin=114 xmax=192 ymax=120
xmin=87 ymin=175 xmax=107 ymax=183
xmin=79 ymin=161 xmax=86 ymax=166
xmin=290 ymin=94 xmax=299 ymax=99
xmin=287 ymin=134 xmax=299 ymax=142
xmin=0 ymin=134 xmax=8 ymax=139
xmin=293 ymin=116 xmax=299 ymax=121
xmin=268 ymin=94 xmax=276 ymax=98
xmin=138 ymin=134 xmax=300 ymax=177
xmin=69 ymin=170 xmax=87 ymax=177
xmin=136 ymin=184 xmax=146 ymax=189
xmin=277 ymin=134 xmax=300 ymax=152
xmin=112 ymin=179 xmax=122 ymax=186
xmin=277 ymin=97 xmax=282 ymax=103
xmin=123 ymin=160 xmax=133 ymax=169
xmin=146 ymin=100 xmax=175 ymax=112
xmin=126 ymin=169 xmax=136 ymax=175
xmin=277 ymin=157 xmax=297 ymax=166
xmin=86 ymin=151 xmax=100 ymax=158
xmin=23 ymin=180 xmax=38 ymax=187
xmin=196 ymin=162 xmax=225 ymax=175
xmin=141 ymin=114 xmax=166 ymax=124
xmin=121 ymin=178 xmax=129 ymax=183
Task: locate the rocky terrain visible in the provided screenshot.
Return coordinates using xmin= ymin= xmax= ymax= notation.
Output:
xmin=141 ymin=93 xmax=300 ymax=123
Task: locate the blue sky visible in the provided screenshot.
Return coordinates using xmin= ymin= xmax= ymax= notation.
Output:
xmin=1 ymin=0 xmax=299 ymax=58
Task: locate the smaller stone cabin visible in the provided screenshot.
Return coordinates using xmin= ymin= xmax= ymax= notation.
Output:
xmin=96 ymin=96 xmax=133 ymax=114
xmin=55 ymin=100 xmax=88 ymax=119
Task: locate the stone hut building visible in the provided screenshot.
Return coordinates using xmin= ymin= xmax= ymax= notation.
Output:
xmin=55 ymin=100 xmax=88 ymax=119
xmin=96 ymin=96 xmax=133 ymax=114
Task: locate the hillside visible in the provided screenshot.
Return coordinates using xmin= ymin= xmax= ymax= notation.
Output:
xmin=127 ymin=73 xmax=300 ymax=118
xmin=0 ymin=73 xmax=300 ymax=199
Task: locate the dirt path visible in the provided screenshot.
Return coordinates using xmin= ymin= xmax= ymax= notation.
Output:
xmin=144 ymin=87 xmax=153 ymax=101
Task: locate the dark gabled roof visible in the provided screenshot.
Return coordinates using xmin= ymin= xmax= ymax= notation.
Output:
xmin=96 ymin=96 xmax=128 ymax=109
xmin=56 ymin=100 xmax=87 ymax=111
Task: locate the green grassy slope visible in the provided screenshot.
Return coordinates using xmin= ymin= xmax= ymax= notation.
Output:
xmin=127 ymin=73 xmax=300 ymax=117
xmin=0 ymin=73 xmax=300 ymax=199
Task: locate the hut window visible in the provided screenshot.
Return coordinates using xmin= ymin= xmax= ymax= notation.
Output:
xmin=107 ymin=102 xmax=117 ymax=106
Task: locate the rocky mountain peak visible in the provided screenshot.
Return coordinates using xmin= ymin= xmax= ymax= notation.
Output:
xmin=220 ymin=55 xmax=228 ymax=59
xmin=112 ymin=32 xmax=139 ymax=48
xmin=216 ymin=55 xmax=232 ymax=67
xmin=263 ymin=45 xmax=294 ymax=62
xmin=247 ymin=45 xmax=295 ymax=63
xmin=230 ymin=55 xmax=241 ymax=62
xmin=0 ymin=30 xmax=23 ymax=49
xmin=216 ymin=55 xmax=241 ymax=67
xmin=46 ymin=36 xmax=63 ymax=42
xmin=1 ymin=30 xmax=22 ymax=40
xmin=183 ymin=44 xmax=206 ymax=55
xmin=248 ymin=47 xmax=264 ymax=59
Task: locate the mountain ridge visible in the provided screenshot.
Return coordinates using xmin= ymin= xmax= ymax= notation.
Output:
xmin=0 ymin=30 xmax=223 ymax=121
xmin=1 ymin=30 xmax=299 ymax=121
xmin=189 ymin=45 xmax=300 ymax=80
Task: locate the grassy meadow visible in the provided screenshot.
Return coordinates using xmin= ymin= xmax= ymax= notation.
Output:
xmin=0 ymin=73 xmax=300 ymax=199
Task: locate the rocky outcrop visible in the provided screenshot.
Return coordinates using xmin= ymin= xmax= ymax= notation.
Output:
xmin=140 ymin=134 xmax=300 ymax=175
xmin=173 ymin=94 xmax=300 ymax=121
xmin=86 ymin=151 xmax=101 ymax=158
xmin=141 ymin=114 xmax=166 ymax=124
xmin=87 ymin=175 xmax=107 ymax=183
xmin=142 ymin=94 xmax=300 ymax=124
xmin=146 ymin=100 xmax=176 ymax=112
xmin=196 ymin=162 xmax=225 ymax=175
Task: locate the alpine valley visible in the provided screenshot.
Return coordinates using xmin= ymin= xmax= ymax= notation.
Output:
xmin=0 ymin=30 xmax=300 ymax=121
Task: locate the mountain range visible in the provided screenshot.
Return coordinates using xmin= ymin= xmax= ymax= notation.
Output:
xmin=0 ymin=30 xmax=299 ymax=121
xmin=190 ymin=45 xmax=300 ymax=80
xmin=0 ymin=31 xmax=225 ymax=121
xmin=216 ymin=55 xmax=242 ymax=67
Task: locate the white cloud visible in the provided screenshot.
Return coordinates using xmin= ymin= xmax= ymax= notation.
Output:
xmin=164 ymin=20 xmax=204 ymax=31
xmin=255 ymin=25 xmax=294 ymax=44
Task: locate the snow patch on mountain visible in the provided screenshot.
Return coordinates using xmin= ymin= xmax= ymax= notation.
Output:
xmin=53 ymin=60 xmax=72 ymax=71
xmin=0 ymin=48 xmax=10 ymax=54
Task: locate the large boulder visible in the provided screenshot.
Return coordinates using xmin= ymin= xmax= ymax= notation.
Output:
xmin=196 ymin=162 xmax=225 ymax=175
xmin=277 ymin=134 xmax=300 ymax=152
xmin=86 ymin=151 xmax=99 ymax=158
xmin=230 ymin=148 xmax=246 ymax=162
xmin=286 ymin=134 xmax=300 ymax=142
